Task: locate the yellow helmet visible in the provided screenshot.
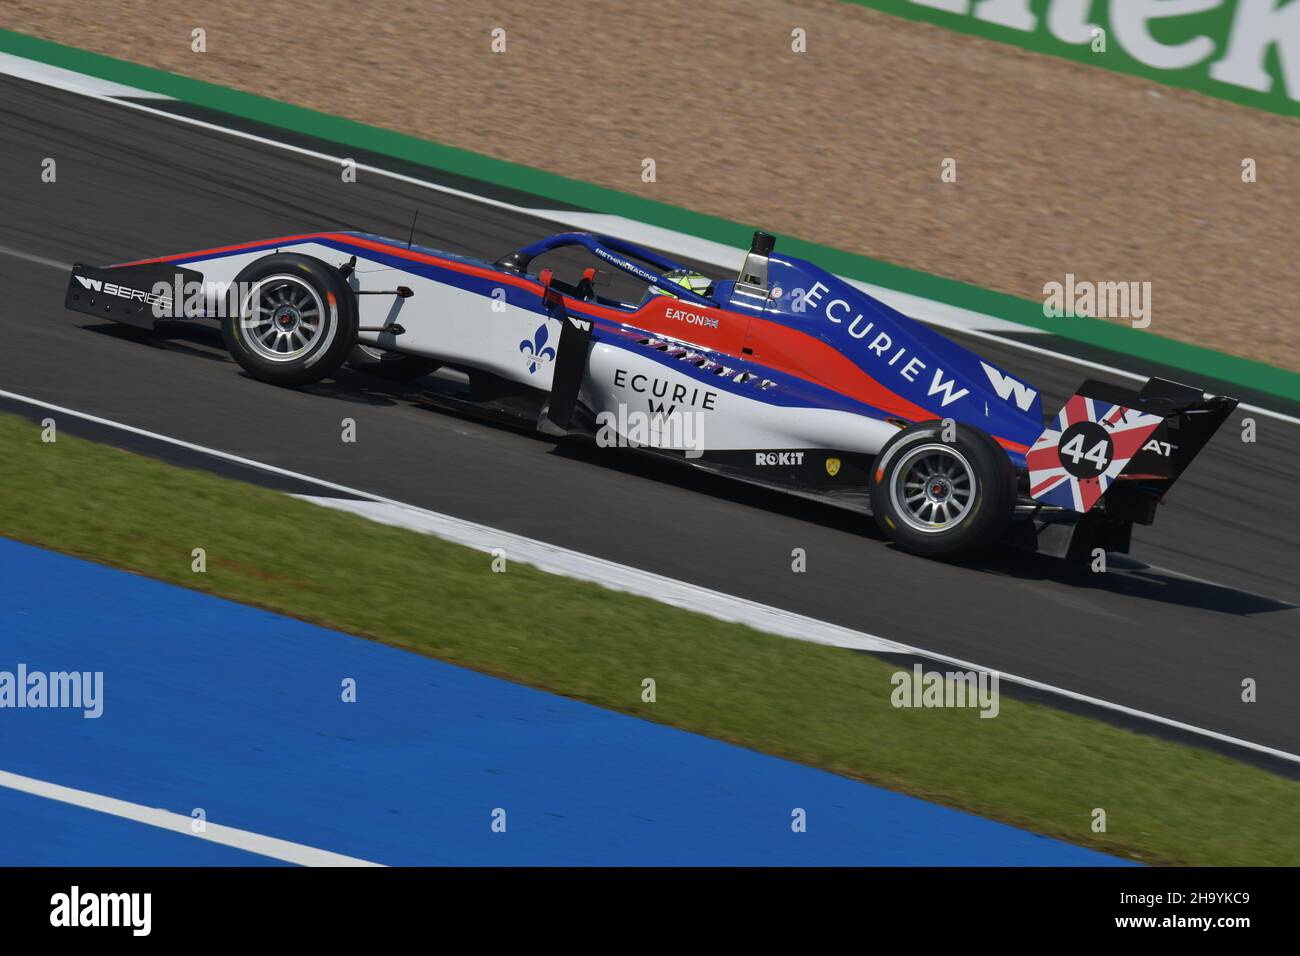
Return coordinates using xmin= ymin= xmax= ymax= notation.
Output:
xmin=646 ymin=269 xmax=712 ymax=299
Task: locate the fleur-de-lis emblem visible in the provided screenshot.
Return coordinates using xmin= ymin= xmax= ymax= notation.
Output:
xmin=519 ymin=322 xmax=556 ymax=374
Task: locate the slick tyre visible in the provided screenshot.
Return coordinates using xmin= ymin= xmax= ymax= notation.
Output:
xmin=869 ymin=421 xmax=1016 ymax=557
xmin=222 ymin=254 xmax=357 ymax=387
xmin=346 ymin=344 xmax=440 ymax=381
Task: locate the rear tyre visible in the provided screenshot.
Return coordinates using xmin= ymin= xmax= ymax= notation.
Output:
xmin=869 ymin=421 xmax=1016 ymax=557
xmin=221 ymin=253 xmax=357 ymax=387
xmin=346 ymin=344 xmax=440 ymax=381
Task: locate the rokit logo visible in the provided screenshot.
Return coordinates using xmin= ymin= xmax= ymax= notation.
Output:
xmin=74 ymin=275 xmax=172 ymax=310
xmin=755 ymin=451 xmax=805 ymax=466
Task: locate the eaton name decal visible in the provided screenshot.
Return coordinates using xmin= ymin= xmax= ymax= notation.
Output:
xmin=664 ymin=306 xmax=720 ymax=329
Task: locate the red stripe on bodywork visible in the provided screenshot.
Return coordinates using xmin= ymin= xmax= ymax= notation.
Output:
xmin=115 ymin=234 xmax=325 ymax=266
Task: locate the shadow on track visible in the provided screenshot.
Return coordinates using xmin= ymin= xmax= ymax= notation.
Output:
xmin=84 ymin=320 xmax=230 ymax=365
xmin=82 ymin=320 xmax=1294 ymax=618
xmin=548 ymin=434 xmax=1294 ymax=618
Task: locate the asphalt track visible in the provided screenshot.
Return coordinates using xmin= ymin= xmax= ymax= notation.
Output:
xmin=1 ymin=75 xmax=1297 ymax=758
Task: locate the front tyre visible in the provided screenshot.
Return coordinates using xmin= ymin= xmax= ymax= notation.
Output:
xmin=869 ymin=421 xmax=1016 ymax=557
xmin=222 ymin=254 xmax=357 ymax=387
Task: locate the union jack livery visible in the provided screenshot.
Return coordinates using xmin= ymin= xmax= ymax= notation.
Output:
xmin=1027 ymin=395 xmax=1164 ymax=513
xmin=62 ymin=229 xmax=1238 ymax=561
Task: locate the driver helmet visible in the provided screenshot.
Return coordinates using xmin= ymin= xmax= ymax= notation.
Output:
xmin=644 ymin=269 xmax=712 ymax=301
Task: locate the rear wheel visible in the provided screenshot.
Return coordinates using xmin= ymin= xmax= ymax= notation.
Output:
xmin=221 ymin=254 xmax=357 ymax=387
xmin=869 ymin=421 xmax=1016 ymax=557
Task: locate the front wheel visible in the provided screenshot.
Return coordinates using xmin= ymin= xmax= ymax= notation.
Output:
xmin=221 ymin=253 xmax=357 ymax=387
xmin=869 ymin=421 xmax=1016 ymax=557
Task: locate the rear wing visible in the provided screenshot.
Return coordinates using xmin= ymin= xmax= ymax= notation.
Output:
xmin=1027 ymin=377 xmax=1237 ymax=517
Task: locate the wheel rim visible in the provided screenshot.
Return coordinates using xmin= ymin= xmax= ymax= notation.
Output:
xmin=889 ymin=443 xmax=977 ymax=534
xmin=240 ymin=276 xmax=325 ymax=363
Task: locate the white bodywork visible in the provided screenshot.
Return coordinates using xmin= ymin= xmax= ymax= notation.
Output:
xmin=585 ymin=343 xmax=896 ymax=454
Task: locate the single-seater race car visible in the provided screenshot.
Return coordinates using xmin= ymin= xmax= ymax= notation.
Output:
xmin=64 ymin=229 xmax=1236 ymax=559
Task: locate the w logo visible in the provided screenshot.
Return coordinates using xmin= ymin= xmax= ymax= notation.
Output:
xmin=980 ymin=361 xmax=1038 ymax=412
xmin=519 ymin=323 xmax=556 ymax=374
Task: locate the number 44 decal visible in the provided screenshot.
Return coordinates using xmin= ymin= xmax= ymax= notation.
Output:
xmin=1061 ymin=433 xmax=1110 ymax=469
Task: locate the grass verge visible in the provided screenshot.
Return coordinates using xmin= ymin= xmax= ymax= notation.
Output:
xmin=1 ymin=410 xmax=1296 ymax=865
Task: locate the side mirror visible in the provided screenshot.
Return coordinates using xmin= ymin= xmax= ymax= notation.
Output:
xmin=538 ymin=268 xmax=563 ymax=307
xmin=573 ymin=268 xmax=610 ymax=302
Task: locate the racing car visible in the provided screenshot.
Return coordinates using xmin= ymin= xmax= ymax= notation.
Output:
xmin=63 ymin=229 xmax=1237 ymax=559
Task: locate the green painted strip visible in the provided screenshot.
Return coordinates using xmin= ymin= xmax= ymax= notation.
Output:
xmin=3 ymin=27 xmax=1298 ymax=402
xmin=838 ymin=0 xmax=1300 ymax=121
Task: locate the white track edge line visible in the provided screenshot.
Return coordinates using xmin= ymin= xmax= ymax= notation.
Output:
xmin=0 ymin=768 xmax=383 ymax=866
xmin=2 ymin=386 xmax=1296 ymax=767
xmin=0 ymin=243 xmax=71 ymax=271
xmin=3 ymin=55 xmax=1296 ymax=428
xmin=0 ymin=51 xmax=172 ymax=100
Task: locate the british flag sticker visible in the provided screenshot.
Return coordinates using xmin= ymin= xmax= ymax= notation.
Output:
xmin=1027 ymin=394 xmax=1164 ymax=513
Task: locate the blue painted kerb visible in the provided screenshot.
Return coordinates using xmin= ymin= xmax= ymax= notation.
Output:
xmin=0 ymin=537 xmax=1126 ymax=866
